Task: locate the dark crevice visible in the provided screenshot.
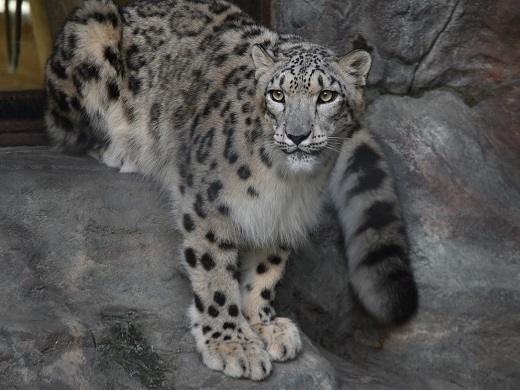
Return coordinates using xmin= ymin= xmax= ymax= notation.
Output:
xmin=407 ymin=0 xmax=463 ymax=94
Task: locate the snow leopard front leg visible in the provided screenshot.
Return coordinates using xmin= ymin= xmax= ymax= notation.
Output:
xmin=182 ymin=213 xmax=272 ymax=380
xmin=240 ymin=247 xmax=302 ymax=361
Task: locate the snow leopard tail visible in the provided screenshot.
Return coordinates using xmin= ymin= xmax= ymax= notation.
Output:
xmin=329 ymin=126 xmax=418 ymax=325
xmin=45 ymin=0 xmax=123 ymax=152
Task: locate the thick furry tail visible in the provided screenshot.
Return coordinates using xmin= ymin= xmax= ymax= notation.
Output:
xmin=45 ymin=0 xmax=123 ymax=152
xmin=329 ymin=127 xmax=418 ymax=325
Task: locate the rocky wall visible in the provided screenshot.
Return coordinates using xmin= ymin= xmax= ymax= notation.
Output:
xmin=274 ymin=0 xmax=520 ymax=388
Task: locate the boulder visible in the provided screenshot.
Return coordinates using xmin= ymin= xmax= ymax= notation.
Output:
xmin=279 ymin=90 xmax=520 ymax=388
xmin=274 ymin=1 xmax=520 ymax=387
xmin=274 ymin=0 xmax=520 ymax=98
xmin=0 ymin=147 xmax=337 ymax=389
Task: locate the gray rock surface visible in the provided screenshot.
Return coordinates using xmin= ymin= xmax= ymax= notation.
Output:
xmin=272 ymin=0 xmax=520 ymax=388
xmin=275 ymin=0 xmax=520 ymax=96
xmin=274 ymin=0 xmax=520 ymax=185
xmin=0 ymin=147 xmax=337 ymax=389
xmin=278 ymin=90 xmax=520 ymax=389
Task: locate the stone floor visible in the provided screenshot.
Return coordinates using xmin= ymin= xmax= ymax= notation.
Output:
xmin=0 ymin=147 xmax=337 ymax=389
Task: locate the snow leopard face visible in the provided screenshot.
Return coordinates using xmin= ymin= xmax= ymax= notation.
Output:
xmin=252 ymin=45 xmax=371 ymax=173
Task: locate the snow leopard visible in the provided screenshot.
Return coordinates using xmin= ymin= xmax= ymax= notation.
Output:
xmin=45 ymin=0 xmax=418 ymax=380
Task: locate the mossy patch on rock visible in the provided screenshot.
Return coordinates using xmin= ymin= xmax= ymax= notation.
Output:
xmin=98 ymin=317 xmax=166 ymax=389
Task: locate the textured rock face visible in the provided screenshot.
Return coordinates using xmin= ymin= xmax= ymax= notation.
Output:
xmin=274 ymin=0 xmax=520 ymax=185
xmin=274 ymin=0 xmax=520 ymax=388
xmin=278 ymin=90 xmax=520 ymax=388
xmin=275 ymin=0 xmax=520 ymax=94
xmin=0 ymin=148 xmax=337 ymax=389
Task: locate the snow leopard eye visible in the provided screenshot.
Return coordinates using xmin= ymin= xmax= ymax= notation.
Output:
xmin=270 ymin=90 xmax=285 ymax=103
xmin=318 ymin=90 xmax=337 ymax=104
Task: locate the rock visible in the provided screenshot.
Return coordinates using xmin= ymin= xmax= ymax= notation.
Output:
xmin=278 ymin=90 xmax=520 ymax=388
xmin=274 ymin=0 xmax=457 ymax=94
xmin=411 ymin=0 xmax=520 ymax=100
xmin=274 ymin=0 xmax=520 ymax=190
xmin=0 ymin=147 xmax=336 ymax=389
xmin=472 ymin=84 xmax=520 ymax=187
xmin=271 ymin=2 xmax=520 ymax=387
xmin=274 ymin=0 xmax=520 ymax=100
xmin=365 ymin=90 xmax=520 ymax=389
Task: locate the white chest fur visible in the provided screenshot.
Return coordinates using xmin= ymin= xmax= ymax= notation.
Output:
xmin=227 ymin=171 xmax=329 ymax=248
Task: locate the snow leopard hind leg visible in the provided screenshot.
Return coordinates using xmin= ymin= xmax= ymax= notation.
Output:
xmin=44 ymin=0 xmax=136 ymax=173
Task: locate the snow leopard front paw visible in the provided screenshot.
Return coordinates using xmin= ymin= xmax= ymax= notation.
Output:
xmin=192 ymin=318 xmax=272 ymax=380
xmin=198 ymin=334 xmax=272 ymax=380
xmin=251 ymin=317 xmax=302 ymax=361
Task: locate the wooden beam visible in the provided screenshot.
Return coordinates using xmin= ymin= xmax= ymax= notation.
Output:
xmin=0 ymin=90 xmax=48 ymax=146
xmin=28 ymin=0 xmax=53 ymax=72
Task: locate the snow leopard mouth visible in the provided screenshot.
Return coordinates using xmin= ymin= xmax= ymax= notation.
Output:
xmin=282 ymin=148 xmax=320 ymax=156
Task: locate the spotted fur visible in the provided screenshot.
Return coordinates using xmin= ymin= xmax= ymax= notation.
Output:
xmin=45 ymin=0 xmax=418 ymax=380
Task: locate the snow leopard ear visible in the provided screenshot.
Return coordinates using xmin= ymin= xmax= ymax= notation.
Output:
xmin=252 ymin=45 xmax=275 ymax=79
xmin=339 ymin=50 xmax=372 ymax=85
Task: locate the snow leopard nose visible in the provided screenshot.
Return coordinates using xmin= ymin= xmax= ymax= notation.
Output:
xmin=287 ymin=132 xmax=311 ymax=145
